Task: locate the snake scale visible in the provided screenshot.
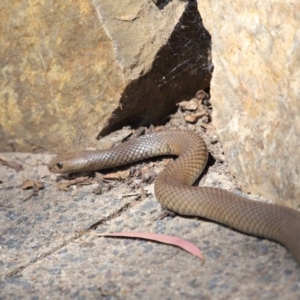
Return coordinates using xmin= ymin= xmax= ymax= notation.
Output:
xmin=48 ymin=130 xmax=300 ymax=264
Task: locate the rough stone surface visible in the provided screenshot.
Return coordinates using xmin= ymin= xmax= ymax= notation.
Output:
xmin=198 ymin=1 xmax=300 ymax=208
xmin=0 ymin=0 xmax=211 ymax=153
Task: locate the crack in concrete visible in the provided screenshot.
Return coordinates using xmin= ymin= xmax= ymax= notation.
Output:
xmin=4 ymin=202 xmax=133 ymax=280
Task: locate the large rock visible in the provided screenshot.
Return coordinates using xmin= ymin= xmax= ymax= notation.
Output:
xmin=0 ymin=0 xmax=211 ymax=153
xmin=198 ymin=1 xmax=300 ymax=208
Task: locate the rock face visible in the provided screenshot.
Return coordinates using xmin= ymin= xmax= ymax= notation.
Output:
xmin=0 ymin=0 xmax=211 ymax=153
xmin=198 ymin=2 xmax=300 ymax=208
xmin=1 ymin=1 xmax=123 ymax=153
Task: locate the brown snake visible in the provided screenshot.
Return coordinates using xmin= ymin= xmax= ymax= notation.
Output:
xmin=48 ymin=130 xmax=300 ymax=264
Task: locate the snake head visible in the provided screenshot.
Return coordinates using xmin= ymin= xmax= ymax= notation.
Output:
xmin=47 ymin=151 xmax=98 ymax=173
xmin=47 ymin=153 xmax=83 ymax=173
xmin=48 ymin=159 xmax=65 ymax=173
xmin=47 ymin=156 xmax=69 ymax=173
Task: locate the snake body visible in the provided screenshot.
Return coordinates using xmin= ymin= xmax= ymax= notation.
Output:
xmin=48 ymin=130 xmax=300 ymax=264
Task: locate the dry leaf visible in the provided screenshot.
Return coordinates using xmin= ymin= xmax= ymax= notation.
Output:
xmin=0 ymin=155 xmax=23 ymax=171
xmin=178 ymin=99 xmax=198 ymax=111
xmin=22 ymin=179 xmax=44 ymax=202
xmin=57 ymin=176 xmax=93 ymax=191
xmin=97 ymin=128 xmax=132 ymax=146
xmin=185 ymin=111 xmax=208 ymax=123
xmin=98 ymin=232 xmax=205 ymax=263
xmin=22 ymin=180 xmax=44 ymax=190
xmin=133 ymin=127 xmax=146 ymax=138
xmin=95 ymin=172 xmax=104 ymax=180
xmin=103 ymin=170 xmax=130 ymax=180
xmin=195 ymin=90 xmax=209 ymax=102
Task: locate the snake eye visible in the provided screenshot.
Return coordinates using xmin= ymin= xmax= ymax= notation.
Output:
xmin=56 ymin=162 xmax=64 ymax=169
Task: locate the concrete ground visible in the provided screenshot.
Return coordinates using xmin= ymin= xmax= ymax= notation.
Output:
xmin=0 ymin=149 xmax=300 ymax=300
xmin=1 ymin=100 xmax=300 ymax=299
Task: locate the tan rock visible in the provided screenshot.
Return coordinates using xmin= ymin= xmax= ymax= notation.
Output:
xmin=0 ymin=0 xmax=211 ymax=153
xmin=199 ymin=1 xmax=300 ymax=208
xmin=0 ymin=1 xmax=123 ymax=153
